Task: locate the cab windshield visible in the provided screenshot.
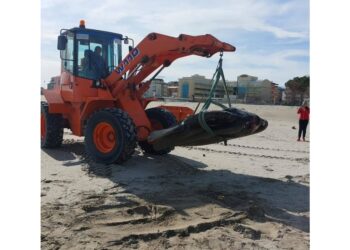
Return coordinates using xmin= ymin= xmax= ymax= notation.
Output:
xmin=76 ymin=32 xmax=121 ymax=80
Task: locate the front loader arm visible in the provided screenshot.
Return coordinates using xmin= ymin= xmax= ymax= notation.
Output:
xmin=104 ymin=33 xmax=235 ymax=98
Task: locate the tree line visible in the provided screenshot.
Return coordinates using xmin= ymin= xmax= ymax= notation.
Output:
xmin=285 ymin=76 xmax=310 ymax=105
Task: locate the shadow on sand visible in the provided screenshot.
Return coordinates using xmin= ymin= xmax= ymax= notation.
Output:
xmin=42 ymin=140 xmax=309 ymax=233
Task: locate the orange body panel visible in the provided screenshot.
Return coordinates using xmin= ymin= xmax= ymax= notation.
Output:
xmin=44 ymin=72 xmax=116 ymax=136
xmin=158 ymin=105 xmax=194 ymax=122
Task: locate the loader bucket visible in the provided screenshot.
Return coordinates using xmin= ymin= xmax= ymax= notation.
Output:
xmin=148 ymin=108 xmax=268 ymax=150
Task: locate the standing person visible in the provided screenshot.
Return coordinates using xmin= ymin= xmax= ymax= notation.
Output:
xmin=297 ymin=100 xmax=310 ymax=141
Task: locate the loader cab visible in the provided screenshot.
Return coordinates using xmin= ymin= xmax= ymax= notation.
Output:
xmin=57 ymin=22 xmax=123 ymax=81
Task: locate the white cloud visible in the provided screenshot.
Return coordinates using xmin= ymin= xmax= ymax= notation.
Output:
xmin=41 ymin=0 xmax=308 ymax=40
xmin=112 ymin=1 xmax=303 ymax=38
xmin=41 ymin=0 xmax=309 ymax=86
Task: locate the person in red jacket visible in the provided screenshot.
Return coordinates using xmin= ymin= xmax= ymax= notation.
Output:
xmin=297 ymin=100 xmax=310 ymax=141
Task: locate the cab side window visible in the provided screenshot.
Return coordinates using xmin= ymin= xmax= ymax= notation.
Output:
xmin=77 ymin=39 xmax=95 ymax=79
xmin=61 ymin=33 xmax=74 ymax=72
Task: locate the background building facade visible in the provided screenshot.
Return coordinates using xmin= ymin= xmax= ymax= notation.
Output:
xmin=178 ymin=74 xmax=237 ymax=100
xmin=143 ymin=78 xmax=167 ymax=98
xmin=139 ymin=74 xmax=285 ymax=105
xmin=236 ymin=74 xmax=283 ymax=104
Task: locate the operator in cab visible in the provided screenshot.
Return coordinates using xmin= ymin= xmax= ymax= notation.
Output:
xmin=92 ymin=46 xmax=108 ymax=78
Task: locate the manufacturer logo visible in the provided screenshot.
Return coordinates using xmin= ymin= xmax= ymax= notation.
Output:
xmin=116 ymin=48 xmax=140 ymax=74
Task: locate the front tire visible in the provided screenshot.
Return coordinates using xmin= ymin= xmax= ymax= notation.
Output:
xmin=139 ymin=108 xmax=177 ymax=155
xmin=84 ymin=108 xmax=136 ymax=164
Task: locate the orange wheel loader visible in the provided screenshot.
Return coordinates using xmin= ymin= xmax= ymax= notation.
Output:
xmin=41 ymin=20 xmax=268 ymax=164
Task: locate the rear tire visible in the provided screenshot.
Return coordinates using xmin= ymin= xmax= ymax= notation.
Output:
xmin=139 ymin=108 xmax=177 ymax=155
xmin=84 ymin=108 xmax=137 ymax=164
xmin=41 ymin=101 xmax=64 ymax=148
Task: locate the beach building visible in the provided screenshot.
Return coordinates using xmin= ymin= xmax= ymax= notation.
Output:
xmin=143 ymin=78 xmax=167 ymax=98
xmin=166 ymin=81 xmax=179 ymax=97
xmin=47 ymin=76 xmax=60 ymax=90
xmin=178 ymin=74 xmax=237 ymax=100
xmin=236 ymin=74 xmax=281 ymax=104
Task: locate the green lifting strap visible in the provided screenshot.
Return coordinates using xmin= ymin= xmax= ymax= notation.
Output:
xmin=198 ymin=52 xmax=232 ymax=143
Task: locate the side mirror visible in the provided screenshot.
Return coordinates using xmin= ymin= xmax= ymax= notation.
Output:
xmin=57 ymin=35 xmax=67 ymax=50
xmin=128 ymin=45 xmax=133 ymax=52
xmin=123 ymin=37 xmax=129 ymax=44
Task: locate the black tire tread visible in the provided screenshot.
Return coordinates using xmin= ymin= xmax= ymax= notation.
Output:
xmin=41 ymin=101 xmax=64 ymax=148
xmin=85 ymin=108 xmax=137 ymax=164
xmin=139 ymin=108 xmax=177 ymax=155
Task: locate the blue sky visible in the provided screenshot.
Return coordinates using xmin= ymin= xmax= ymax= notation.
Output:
xmin=41 ymin=0 xmax=309 ymax=87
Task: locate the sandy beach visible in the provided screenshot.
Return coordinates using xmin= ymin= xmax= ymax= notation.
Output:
xmin=41 ymin=101 xmax=309 ymax=249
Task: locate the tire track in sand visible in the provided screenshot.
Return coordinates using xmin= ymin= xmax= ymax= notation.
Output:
xmin=184 ymin=146 xmax=309 ymax=162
